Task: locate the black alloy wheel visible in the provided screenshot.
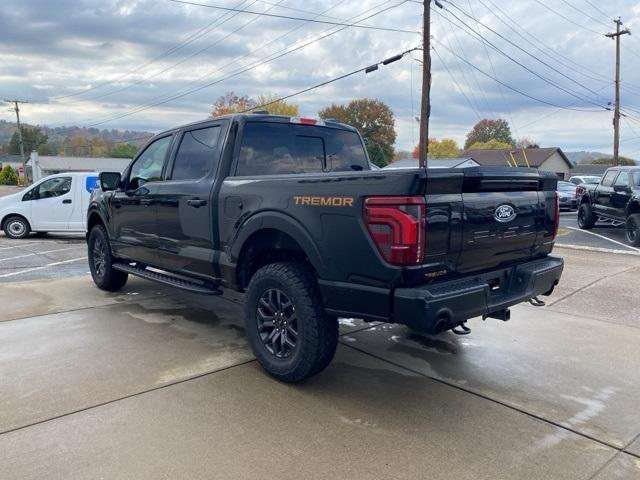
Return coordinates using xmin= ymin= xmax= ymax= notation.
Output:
xmin=257 ymin=288 xmax=298 ymax=358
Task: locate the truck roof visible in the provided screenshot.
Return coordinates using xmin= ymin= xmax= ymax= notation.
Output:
xmin=157 ymin=113 xmax=358 ymax=137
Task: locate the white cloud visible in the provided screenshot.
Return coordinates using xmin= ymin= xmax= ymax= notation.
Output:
xmin=1 ymin=0 xmax=640 ymax=157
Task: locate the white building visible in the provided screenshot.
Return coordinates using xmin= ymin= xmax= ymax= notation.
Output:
xmin=27 ymin=152 xmax=131 ymax=182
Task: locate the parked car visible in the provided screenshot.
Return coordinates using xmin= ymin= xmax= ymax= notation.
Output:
xmin=569 ymin=175 xmax=601 ymax=185
xmin=557 ymin=181 xmax=578 ymax=210
xmin=0 ymin=172 xmax=99 ymax=239
xmin=87 ymin=114 xmax=563 ymax=382
xmin=577 ymin=167 xmax=640 ymax=246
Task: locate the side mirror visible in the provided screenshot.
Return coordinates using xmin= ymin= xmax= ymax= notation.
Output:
xmin=99 ymin=172 xmax=121 ymax=191
xmin=613 ymin=184 xmax=629 ymax=193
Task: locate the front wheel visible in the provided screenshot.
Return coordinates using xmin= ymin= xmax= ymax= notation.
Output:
xmin=3 ymin=216 xmax=30 ymax=239
xmin=626 ymin=214 xmax=640 ymax=247
xmin=244 ymin=262 xmax=338 ymax=383
xmin=577 ymin=203 xmax=596 ymax=229
xmin=88 ymin=225 xmax=128 ymax=291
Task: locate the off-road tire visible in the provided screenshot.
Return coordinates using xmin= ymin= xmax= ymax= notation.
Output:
xmin=244 ymin=261 xmax=338 ymax=383
xmin=88 ymin=224 xmax=128 ymax=291
xmin=3 ymin=216 xmax=30 ymax=239
xmin=626 ymin=213 xmax=640 ymax=247
xmin=577 ymin=203 xmax=596 ymax=230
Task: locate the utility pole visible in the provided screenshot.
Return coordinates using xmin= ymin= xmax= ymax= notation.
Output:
xmin=419 ymin=0 xmax=432 ymax=168
xmin=606 ymin=18 xmax=630 ymax=166
xmin=4 ymin=100 xmax=28 ymax=166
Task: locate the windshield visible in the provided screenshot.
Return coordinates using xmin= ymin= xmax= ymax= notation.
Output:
xmin=557 ymin=182 xmax=576 ymax=191
xmin=582 ymin=176 xmax=601 ymax=184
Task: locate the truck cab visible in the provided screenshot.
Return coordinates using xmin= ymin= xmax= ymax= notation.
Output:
xmin=577 ymin=166 xmax=640 ymax=246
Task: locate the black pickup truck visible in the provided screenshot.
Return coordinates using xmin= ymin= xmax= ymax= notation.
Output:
xmin=577 ymin=166 xmax=640 ymax=246
xmin=87 ymin=114 xmax=563 ymax=382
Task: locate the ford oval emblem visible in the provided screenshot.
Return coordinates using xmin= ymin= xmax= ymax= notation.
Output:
xmin=494 ymin=204 xmax=517 ymax=222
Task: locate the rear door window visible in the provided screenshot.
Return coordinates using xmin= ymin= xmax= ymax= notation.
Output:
xmin=171 ymin=126 xmax=222 ymax=180
xmin=237 ymin=123 xmax=324 ymax=175
xmin=601 ymin=170 xmax=618 ymax=187
xmin=236 ymin=122 xmax=369 ymax=176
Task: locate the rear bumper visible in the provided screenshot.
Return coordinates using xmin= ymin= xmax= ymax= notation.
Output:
xmin=394 ymin=256 xmax=563 ymax=333
xmin=319 ymin=256 xmax=563 ymax=334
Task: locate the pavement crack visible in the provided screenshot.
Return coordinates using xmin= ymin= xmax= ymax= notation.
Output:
xmin=546 ymin=265 xmax=639 ymax=307
xmin=340 ymin=341 xmax=640 ymax=459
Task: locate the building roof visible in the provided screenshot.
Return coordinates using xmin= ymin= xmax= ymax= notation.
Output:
xmin=27 ymin=155 xmax=131 ymax=172
xmin=461 ymin=147 xmax=572 ymax=169
xmin=384 ymin=157 xmax=478 ymax=169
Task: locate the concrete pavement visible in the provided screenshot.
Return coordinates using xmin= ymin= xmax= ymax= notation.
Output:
xmin=1 ymin=246 xmax=639 ymax=479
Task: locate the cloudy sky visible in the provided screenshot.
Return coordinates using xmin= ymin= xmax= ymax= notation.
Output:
xmin=2 ymin=0 xmax=640 ymax=156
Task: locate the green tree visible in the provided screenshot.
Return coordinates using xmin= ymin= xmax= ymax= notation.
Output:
xmin=319 ymin=99 xmax=396 ymax=167
xmin=107 ymin=143 xmax=139 ymax=158
xmin=464 ymin=119 xmax=514 ymax=149
xmin=0 ymin=164 xmax=18 ymax=185
xmin=467 ymin=139 xmax=514 ymax=150
xmin=8 ymin=127 xmax=49 ymax=156
xmin=254 ymin=94 xmax=299 ymax=116
xmin=592 ymin=156 xmax=636 ymax=166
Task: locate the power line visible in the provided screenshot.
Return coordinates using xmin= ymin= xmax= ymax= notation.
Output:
xmin=168 ymin=0 xmax=419 ymax=34
xmin=530 ymin=0 xmax=603 ymax=35
xmin=431 ymin=38 xmax=603 ymax=112
xmin=430 ymin=46 xmax=482 ymax=121
xmin=87 ymin=0 xmax=277 ymax=101
xmin=433 ymin=4 xmax=609 ymax=110
xmin=42 ymin=1 xmax=410 ymax=132
xmin=442 ymin=1 xmax=608 ymax=103
xmin=556 ymin=0 xmax=611 ymax=29
xmin=52 ymin=0 xmax=255 ymax=100
xmin=243 ymin=47 xmax=419 ymax=112
xmin=581 ymin=0 xmax=612 ymax=20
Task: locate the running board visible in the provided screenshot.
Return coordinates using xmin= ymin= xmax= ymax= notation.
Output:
xmin=112 ymin=263 xmax=222 ymax=295
xmin=596 ymin=216 xmax=624 ymax=227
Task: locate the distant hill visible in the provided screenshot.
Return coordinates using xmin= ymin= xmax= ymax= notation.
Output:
xmin=0 ymin=120 xmax=154 ymax=148
xmin=565 ymin=151 xmax=612 ymax=164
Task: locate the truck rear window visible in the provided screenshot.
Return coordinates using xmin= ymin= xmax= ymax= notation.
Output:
xmin=236 ymin=122 xmax=368 ymax=176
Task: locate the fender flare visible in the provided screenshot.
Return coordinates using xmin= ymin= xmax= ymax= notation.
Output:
xmin=230 ymin=210 xmax=326 ymax=277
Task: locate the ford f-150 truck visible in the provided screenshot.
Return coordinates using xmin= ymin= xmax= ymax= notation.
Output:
xmin=577 ymin=166 xmax=640 ymax=246
xmin=87 ymin=114 xmax=563 ymax=382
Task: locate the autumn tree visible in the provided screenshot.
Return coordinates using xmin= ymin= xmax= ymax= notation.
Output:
xmin=211 ymin=92 xmax=256 ymax=117
xmin=464 ymin=119 xmax=513 ymax=149
xmin=412 ymin=138 xmax=459 ymax=159
xmin=467 ymin=139 xmax=513 ymax=150
xmin=319 ymin=99 xmax=396 ymax=167
xmin=254 ymin=94 xmax=299 ymax=116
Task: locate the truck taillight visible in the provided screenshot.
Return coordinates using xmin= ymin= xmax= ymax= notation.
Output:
xmin=552 ymin=192 xmax=560 ymax=240
xmin=364 ymin=196 xmax=426 ymax=265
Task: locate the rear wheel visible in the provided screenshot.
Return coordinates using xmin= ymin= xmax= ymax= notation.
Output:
xmin=577 ymin=203 xmax=596 ymax=229
xmin=88 ymin=225 xmax=128 ymax=291
xmin=626 ymin=214 xmax=640 ymax=247
xmin=3 ymin=216 xmax=30 ymax=239
xmin=244 ymin=261 xmax=338 ymax=383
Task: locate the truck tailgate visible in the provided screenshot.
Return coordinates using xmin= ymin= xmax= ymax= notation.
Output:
xmin=456 ymin=167 xmax=558 ymax=273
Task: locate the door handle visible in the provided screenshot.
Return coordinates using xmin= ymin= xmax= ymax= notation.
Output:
xmin=187 ymin=199 xmax=207 ymax=208
xmin=62 ymin=199 xmax=72 ymax=204
xmin=140 ymin=198 xmax=155 ymax=206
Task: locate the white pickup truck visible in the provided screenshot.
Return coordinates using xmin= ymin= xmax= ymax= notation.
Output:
xmin=0 ymin=172 xmax=99 ymax=238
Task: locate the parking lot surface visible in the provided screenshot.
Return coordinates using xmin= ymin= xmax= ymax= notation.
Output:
xmin=1 ymin=241 xmax=639 ymax=479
